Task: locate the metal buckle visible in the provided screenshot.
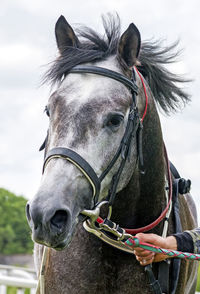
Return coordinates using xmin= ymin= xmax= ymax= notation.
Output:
xmin=83 ymin=220 xmax=135 ymax=254
xmin=81 ymin=201 xmax=138 ymax=254
xmin=81 ymin=201 xmax=131 ymax=241
xmin=99 ymin=221 xmax=126 ymax=241
xmin=81 ymin=201 xmax=108 ymax=229
xmin=81 ymin=201 xmax=135 ymax=254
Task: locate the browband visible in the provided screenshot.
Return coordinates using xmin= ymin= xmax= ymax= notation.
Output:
xmin=70 ymin=65 xmax=138 ymax=94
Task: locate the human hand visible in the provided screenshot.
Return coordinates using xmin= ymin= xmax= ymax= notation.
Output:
xmin=133 ymin=233 xmax=177 ymax=266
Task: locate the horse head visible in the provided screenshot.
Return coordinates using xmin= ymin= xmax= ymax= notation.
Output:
xmin=26 ymin=15 xmax=148 ymax=249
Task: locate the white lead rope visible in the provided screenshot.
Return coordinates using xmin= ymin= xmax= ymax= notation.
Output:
xmin=162 ymin=178 xmax=172 ymax=238
xmin=36 ymin=246 xmax=49 ymax=294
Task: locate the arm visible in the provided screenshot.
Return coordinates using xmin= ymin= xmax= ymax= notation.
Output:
xmin=134 ymin=228 xmax=200 ymax=266
xmin=182 ymin=228 xmax=200 ymax=254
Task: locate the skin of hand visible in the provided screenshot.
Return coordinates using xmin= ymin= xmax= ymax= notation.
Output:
xmin=133 ymin=233 xmax=178 ymax=266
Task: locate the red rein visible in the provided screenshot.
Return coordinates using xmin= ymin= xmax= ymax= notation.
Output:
xmin=135 ymin=67 xmax=148 ymax=122
xmin=96 ymin=68 xmax=172 ymax=235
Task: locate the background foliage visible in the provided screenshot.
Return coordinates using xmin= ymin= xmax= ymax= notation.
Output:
xmin=197 ymin=264 xmax=200 ymax=291
xmin=0 ymin=188 xmax=33 ymax=254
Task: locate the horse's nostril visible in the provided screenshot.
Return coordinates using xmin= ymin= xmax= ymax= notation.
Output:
xmin=26 ymin=203 xmax=31 ymax=222
xmin=50 ymin=210 xmax=69 ymax=230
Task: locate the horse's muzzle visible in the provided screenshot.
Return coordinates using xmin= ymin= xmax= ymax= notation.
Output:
xmin=26 ymin=200 xmax=72 ymax=248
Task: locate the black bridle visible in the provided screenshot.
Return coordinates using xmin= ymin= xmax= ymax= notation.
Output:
xmin=39 ymin=66 xmax=179 ymax=294
xmin=42 ymin=65 xmax=143 ymax=208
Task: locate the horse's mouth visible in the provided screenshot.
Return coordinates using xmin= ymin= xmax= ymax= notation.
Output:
xmin=32 ymin=219 xmax=78 ymax=250
xmin=51 ymin=232 xmax=74 ymax=250
xmin=52 ymin=240 xmax=68 ymax=250
xmin=51 ymin=213 xmax=88 ymax=250
xmin=33 ymin=233 xmax=72 ymax=251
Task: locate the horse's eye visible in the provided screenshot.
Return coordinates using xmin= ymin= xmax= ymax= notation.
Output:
xmin=106 ymin=114 xmax=124 ymax=129
xmin=44 ymin=106 xmax=50 ymax=117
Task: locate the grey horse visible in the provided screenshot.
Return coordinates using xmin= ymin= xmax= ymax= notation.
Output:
xmin=26 ymin=15 xmax=198 ymax=294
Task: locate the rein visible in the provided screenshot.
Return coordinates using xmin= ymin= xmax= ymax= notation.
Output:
xmin=125 ymin=237 xmax=200 ymax=261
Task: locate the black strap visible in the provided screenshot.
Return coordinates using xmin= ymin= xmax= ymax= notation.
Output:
xmin=39 ymin=130 xmax=49 ymax=152
xmin=105 ymin=106 xmax=141 ymax=206
xmin=145 ymin=265 xmax=162 ymax=294
xmin=148 ymin=165 xmax=184 ymax=294
xmin=70 ymin=65 xmax=138 ymax=94
xmin=170 ymin=162 xmax=191 ymax=194
xmin=137 ymin=121 xmax=145 ymax=174
xmin=99 ymin=105 xmax=139 ymax=182
xmin=43 ymin=147 xmax=101 ymax=203
xmin=107 ymin=156 xmax=127 ymax=206
xmin=170 ymin=162 xmax=181 ymax=179
xmin=170 ymin=178 xmax=182 ymax=294
xmin=158 ymin=260 xmax=170 ymax=294
xmin=156 ymin=173 xmax=182 ymax=294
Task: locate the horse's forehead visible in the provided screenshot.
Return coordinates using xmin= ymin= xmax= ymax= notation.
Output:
xmin=52 ymin=75 xmax=131 ymax=115
xmin=48 ymin=69 xmax=132 ymax=148
xmin=55 ymin=57 xmax=131 ymax=108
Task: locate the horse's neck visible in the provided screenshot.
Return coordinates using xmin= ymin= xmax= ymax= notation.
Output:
xmin=42 ymin=99 xmax=174 ymax=294
xmin=112 ymin=99 xmax=166 ymax=233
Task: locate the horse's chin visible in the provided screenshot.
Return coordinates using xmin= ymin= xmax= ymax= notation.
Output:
xmin=52 ymin=228 xmax=75 ymax=251
xmin=33 ymin=219 xmax=78 ymax=251
xmin=52 ymin=237 xmax=72 ymax=251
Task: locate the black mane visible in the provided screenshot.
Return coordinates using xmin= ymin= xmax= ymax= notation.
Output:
xmin=45 ymin=14 xmax=190 ymax=113
xmin=138 ymin=40 xmax=190 ymax=113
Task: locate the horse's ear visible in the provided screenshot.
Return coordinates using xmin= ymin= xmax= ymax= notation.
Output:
xmin=118 ymin=23 xmax=141 ymax=68
xmin=55 ymin=15 xmax=80 ymax=53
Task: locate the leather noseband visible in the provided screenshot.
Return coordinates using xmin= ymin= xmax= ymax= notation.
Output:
xmin=43 ymin=147 xmax=101 ymax=203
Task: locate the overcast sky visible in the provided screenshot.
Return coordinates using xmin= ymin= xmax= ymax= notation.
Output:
xmin=1 ymin=0 xmax=200 ymax=220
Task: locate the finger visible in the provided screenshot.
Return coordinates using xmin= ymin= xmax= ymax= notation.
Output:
xmin=135 ymin=252 xmax=155 ymax=261
xmin=134 ymin=249 xmax=155 ymax=258
xmin=133 ymin=247 xmax=145 ymax=253
xmin=136 ymin=254 xmax=155 ymax=266
xmin=140 ymin=258 xmax=152 ymax=266
xmin=153 ymin=253 xmax=167 ymax=263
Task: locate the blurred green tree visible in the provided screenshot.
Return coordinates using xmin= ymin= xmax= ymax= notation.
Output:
xmin=0 ymin=188 xmax=33 ymax=254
